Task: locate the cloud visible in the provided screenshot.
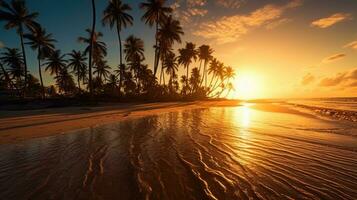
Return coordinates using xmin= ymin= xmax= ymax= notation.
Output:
xmin=171 ymin=0 xmax=209 ymax=25
xmin=311 ymin=13 xmax=352 ymax=28
xmin=322 ymin=53 xmax=346 ymax=63
xmin=301 ymin=73 xmax=315 ymax=85
xmin=193 ymin=0 xmax=303 ymax=44
xmin=187 ymin=0 xmax=206 ymax=7
xmin=266 ymin=18 xmax=292 ymax=30
xmin=0 ymin=41 xmax=4 ymax=48
xmin=215 ymin=0 xmax=245 ymax=9
xmin=344 ymin=41 xmax=357 ymax=50
xmin=319 ymin=73 xmax=347 ymax=87
xmin=319 ymin=68 xmax=357 ymax=87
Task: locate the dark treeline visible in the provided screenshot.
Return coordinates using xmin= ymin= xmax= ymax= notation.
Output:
xmin=0 ymin=0 xmax=236 ymax=102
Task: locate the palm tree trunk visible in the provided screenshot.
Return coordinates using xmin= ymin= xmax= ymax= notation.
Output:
xmin=116 ymin=20 xmax=123 ymax=97
xmin=38 ymin=48 xmax=45 ymax=99
xmin=77 ymin=68 xmax=81 ymax=91
xmin=198 ymin=60 xmax=203 ymax=85
xmin=186 ymin=64 xmax=189 ymax=84
xmin=204 ymin=61 xmax=208 ymax=88
xmin=159 ymin=67 xmax=162 ymax=84
xmin=208 ymin=73 xmax=215 ymax=89
xmin=88 ymin=0 xmax=96 ymax=98
xmin=153 ymin=14 xmax=159 ymax=76
xmin=19 ymin=25 xmax=28 ymax=97
xmin=225 ymin=88 xmax=232 ymax=98
xmin=0 ymin=62 xmax=14 ymax=90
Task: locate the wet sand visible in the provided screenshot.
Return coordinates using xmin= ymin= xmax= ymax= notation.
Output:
xmin=0 ymin=101 xmax=357 ymax=199
xmin=0 ymin=100 xmax=240 ymax=144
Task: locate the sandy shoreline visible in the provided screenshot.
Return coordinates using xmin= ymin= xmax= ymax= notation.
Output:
xmin=0 ymin=100 xmax=246 ymax=144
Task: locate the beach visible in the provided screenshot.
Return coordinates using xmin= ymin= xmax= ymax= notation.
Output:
xmin=0 ymin=100 xmax=357 ymax=199
xmin=0 ymin=100 xmax=241 ymax=144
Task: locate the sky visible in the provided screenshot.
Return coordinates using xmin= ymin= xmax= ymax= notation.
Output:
xmin=1 ymin=0 xmax=357 ymax=99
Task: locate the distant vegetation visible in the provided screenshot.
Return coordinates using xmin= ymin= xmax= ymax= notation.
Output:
xmin=0 ymin=0 xmax=236 ymax=102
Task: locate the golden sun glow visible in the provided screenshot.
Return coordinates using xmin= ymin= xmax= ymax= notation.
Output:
xmin=229 ymin=72 xmax=263 ymax=100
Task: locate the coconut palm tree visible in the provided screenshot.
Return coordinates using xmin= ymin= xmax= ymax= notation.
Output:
xmin=214 ymin=67 xmax=236 ymax=98
xmin=0 ymin=47 xmax=24 ymax=82
xmin=210 ymin=65 xmax=234 ymax=96
xmin=208 ymin=58 xmax=221 ymax=89
xmin=0 ymin=58 xmax=16 ymax=90
xmin=55 ymin=67 xmax=75 ymax=95
xmin=44 ymin=50 xmax=66 ymax=76
xmin=78 ymin=29 xmax=107 ymax=65
xmin=198 ymin=45 xmax=213 ymax=87
xmin=140 ymin=0 xmax=172 ymax=76
xmin=124 ymin=35 xmax=145 ymax=88
xmin=124 ymin=35 xmax=145 ymax=63
xmin=67 ymin=50 xmax=87 ymax=90
xmin=93 ymin=59 xmax=111 ymax=83
xmin=0 ymin=0 xmax=39 ymax=95
xmin=24 ymin=26 xmax=56 ymax=99
xmin=163 ymin=51 xmax=178 ymax=87
xmin=103 ymin=0 xmax=133 ymax=93
xmin=157 ymin=15 xmax=183 ymax=82
xmin=178 ymin=42 xmax=197 ymax=84
xmin=189 ymin=67 xmax=201 ymax=93
xmin=87 ymin=0 xmax=96 ymax=97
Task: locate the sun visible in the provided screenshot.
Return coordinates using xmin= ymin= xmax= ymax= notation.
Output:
xmin=228 ymin=72 xmax=262 ymax=100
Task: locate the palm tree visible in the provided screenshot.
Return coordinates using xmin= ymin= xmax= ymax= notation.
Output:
xmin=88 ymin=0 xmax=96 ymax=97
xmin=0 ymin=0 xmax=39 ymax=95
xmin=103 ymin=0 xmax=133 ymax=94
xmin=157 ymin=15 xmax=183 ymax=82
xmin=180 ymin=75 xmax=189 ymax=95
xmin=78 ymin=28 xmax=107 ymax=95
xmin=189 ymin=67 xmax=201 ymax=93
xmin=178 ymin=42 xmax=197 ymax=83
xmin=93 ymin=59 xmax=111 ymax=83
xmin=55 ymin=67 xmax=75 ymax=95
xmin=0 ymin=47 xmax=24 ymax=82
xmin=0 ymin=59 xmax=15 ymax=90
xmin=24 ymin=25 xmax=56 ymax=99
xmin=214 ymin=67 xmax=236 ymax=98
xmin=124 ymin=35 xmax=145 ymax=89
xmin=78 ymin=29 xmax=107 ymax=65
xmin=208 ymin=58 xmax=220 ymax=88
xmin=198 ymin=45 xmax=213 ymax=87
xmin=124 ymin=35 xmax=145 ymax=62
xmin=44 ymin=50 xmax=66 ymax=76
xmin=140 ymin=0 xmax=172 ymax=76
xmin=163 ymin=51 xmax=178 ymax=87
xmin=67 ymin=50 xmax=87 ymax=90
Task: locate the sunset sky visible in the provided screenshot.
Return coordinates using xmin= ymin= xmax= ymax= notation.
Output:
xmin=1 ymin=0 xmax=357 ymax=99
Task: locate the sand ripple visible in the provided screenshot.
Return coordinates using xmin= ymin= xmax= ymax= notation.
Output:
xmin=0 ymin=106 xmax=357 ymax=199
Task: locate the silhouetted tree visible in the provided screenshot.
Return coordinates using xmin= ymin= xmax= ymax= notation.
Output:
xmin=163 ymin=50 xmax=178 ymax=89
xmin=157 ymin=15 xmax=183 ymax=81
xmin=198 ymin=45 xmax=213 ymax=87
xmin=0 ymin=0 xmax=38 ymax=95
xmin=124 ymin=35 xmax=144 ymax=93
xmin=0 ymin=48 xmax=24 ymax=86
xmin=67 ymin=50 xmax=87 ymax=91
xmin=55 ymin=67 xmax=75 ymax=95
xmin=103 ymin=0 xmax=133 ymax=96
xmin=44 ymin=50 xmax=66 ymax=76
xmin=24 ymin=25 xmax=55 ymax=99
xmin=93 ymin=59 xmax=111 ymax=83
xmin=140 ymin=0 xmax=172 ymax=76
xmin=178 ymin=42 xmax=197 ymax=84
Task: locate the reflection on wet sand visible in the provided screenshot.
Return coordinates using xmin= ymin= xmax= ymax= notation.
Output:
xmin=0 ymin=104 xmax=357 ymax=199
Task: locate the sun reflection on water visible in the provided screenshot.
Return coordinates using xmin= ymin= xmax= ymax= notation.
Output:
xmin=241 ymin=104 xmax=251 ymax=128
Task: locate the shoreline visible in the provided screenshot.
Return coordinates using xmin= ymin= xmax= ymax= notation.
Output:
xmin=0 ymin=100 xmax=242 ymax=144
